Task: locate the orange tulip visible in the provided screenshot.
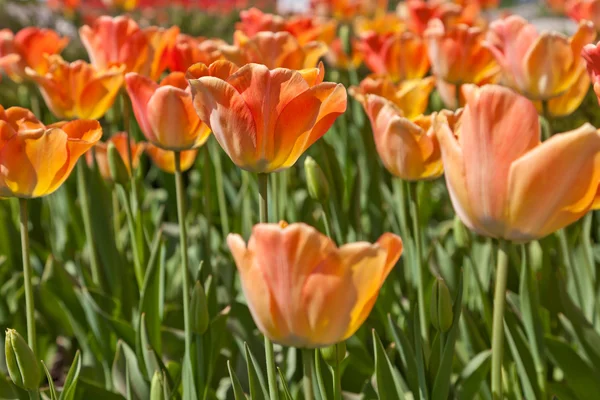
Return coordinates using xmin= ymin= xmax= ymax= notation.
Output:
xmin=425 ymin=19 xmax=499 ymax=85
xmin=484 ymin=15 xmax=595 ymax=102
xmin=236 ymin=7 xmax=286 ymax=37
xmin=86 ymin=133 xmax=144 ymax=181
xmin=126 ymin=71 xmax=210 ymax=151
xmin=189 ymin=62 xmax=347 ymax=173
xmin=434 ymin=84 xmax=600 ymax=242
xmin=325 ymin=38 xmax=363 ymax=70
xmin=354 ymin=13 xmax=405 ymax=37
xmin=144 ymin=25 xmax=179 ymax=81
xmin=26 ymin=56 xmax=124 ymax=120
xmin=0 ymin=27 xmax=68 ymax=82
xmin=568 ymin=0 xmax=600 ymax=31
xmin=357 ymin=31 xmax=429 ymax=82
xmin=284 ymin=15 xmax=337 ymax=47
xmin=400 ymin=0 xmax=479 ymax=35
xmin=0 ymin=106 xmax=101 ymax=198
xmin=583 ymin=41 xmax=600 ymax=102
xmin=311 ymin=0 xmax=388 ymax=20
xmin=145 ymin=143 xmax=198 ymax=173
xmin=167 ymin=34 xmax=225 ymax=73
xmin=102 ymin=0 xmax=137 ymax=10
xmin=221 ymin=31 xmax=327 ymax=70
xmin=546 ymin=0 xmax=570 ymax=13
xmin=228 ymin=222 xmax=403 ymax=347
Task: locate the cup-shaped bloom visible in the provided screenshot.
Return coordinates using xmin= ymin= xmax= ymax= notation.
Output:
xmin=357 ymin=31 xmax=429 ymax=82
xmin=568 ymin=0 xmax=600 ymax=31
xmin=145 ymin=143 xmax=198 ymax=173
xmin=425 ymin=19 xmax=499 ymax=85
xmin=484 ymin=15 xmax=596 ymax=102
xmin=227 ymin=222 xmax=403 ymax=347
xmin=0 ymin=28 xmax=68 ymax=82
xmin=435 ymin=84 xmax=600 ymax=242
xmin=189 ymin=62 xmax=347 ymax=173
xmin=126 ymin=71 xmax=210 ymax=151
xmin=167 ymin=34 xmax=225 ymax=73
xmin=86 ymin=133 xmax=144 ymax=181
xmin=26 ymin=56 xmax=124 ymax=120
xmin=80 ymin=16 xmax=150 ymax=74
xmin=0 ymin=106 xmax=102 ymax=198
xmin=221 ymin=31 xmax=328 ymax=70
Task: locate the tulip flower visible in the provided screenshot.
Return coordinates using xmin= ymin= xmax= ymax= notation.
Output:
xmin=227 ymin=222 xmax=403 ymax=347
xmin=584 ymin=41 xmax=600 ymax=102
xmin=484 ymin=15 xmax=595 ymax=106
xmin=236 ymin=7 xmax=286 ymax=37
xmin=400 ymin=0 xmax=479 ymax=35
xmin=167 ymin=34 xmax=225 ymax=73
xmin=357 ymin=31 xmax=429 ymax=82
xmin=434 ymin=84 xmax=600 ymax=242
xmin=102 ymin=0 xmax=137 ymax=10
xmin=144 ymin=26 xmax=179 ymax=81
xmin=189 ymin=62 xmax=347 ymax=173
xmin=0 ymin=28 xmax=68 ymax=82
xmin=354 ymin=13 xmax=405 ymax=37
xmin=145 ymin=143 xmax=198 ymax=173
xmin=311 ymin=0 xmax=388 ymax=20
xmin=0 ymin=106 xmax=102 ymax=198
xmin=126 ymin=71 xmax=210 ymax=151
xmin=86 ymin=133 xmax=144 ymax=182
xmin=546 ymin=0 xmax=570 ymax=13
xmin=221 ymin=31 xmax=328 ymax=70
xmin=26 ymin=56 xmax=124 ymax=120
xmin=325 ymin=38 xmax=363 ymax=70
xmin=567 ymin=0 xmax=600 ymax=31
xmin=284 ymin=15 xmax=338 ymax=47
xmin=425 ymin=19 xmax=499 ymax=86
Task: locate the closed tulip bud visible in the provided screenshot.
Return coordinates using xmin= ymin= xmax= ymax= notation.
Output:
xmin=453 ymin=215 xmax=471 ymax=250
xmin=190 ymin=281 xmax=209 ymax=335
xmin=320 ymin=342 xmax=346 ymax=366
xmin=5 ymin=329 xmax=40 ymax=391
xmin=304 ymin=156 xmax=330 ymax=203
xmin=107 ymin=142 xmax=130 ymax=186
xmin=150 ymin=371 xmax=166 ymax=400
xmin=430 ymin=278 xmax=453 ymax=332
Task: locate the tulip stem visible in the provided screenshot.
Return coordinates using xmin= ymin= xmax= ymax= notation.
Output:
xmin=258 ymin=172 xmax=280 ymax=400
xmin=77 ymin=162 xmax=103 ymax=288
xmin=302 ymin=349 xmax=315 ymax=400
xmin=202 ymin=145 xmax=212 ymax=268
xmin=332 ymin=344 xmax=342 ymax=400
xmin=174 ymin=152 xmax=192 ymax=372
xmin=491 ymin=240 xmax=509 ymax=399
xmin=19 ymin=198 xmax=36 ymax=357
xmin=408 ymin=181 xmax=428 ymax=342
xmin=112 ymin=189 xmax=121 ymax=251
xmin=322 ymin=206 xmax=333 ymax=239
xmin=27 ymin=390 xmax=40 ymax=400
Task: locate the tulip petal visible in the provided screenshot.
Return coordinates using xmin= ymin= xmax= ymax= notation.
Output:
xmin=524 ymin=32 xmax=573 ymax=98
xmin=544 ymin=67 xmax=590 ymax=117
xmin=145 ymin=144 xmax=197 ymax=174
xmin=78 ymin=68 xmax=124 ymax=120
xmin=125 ymin=73 xmax=159 ymax=143
xmin=186 ymin=60 xmax=239 ymax=80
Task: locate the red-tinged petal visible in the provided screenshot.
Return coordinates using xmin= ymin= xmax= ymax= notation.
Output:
xmin=125 ymin=72 xmax=158 ymax=143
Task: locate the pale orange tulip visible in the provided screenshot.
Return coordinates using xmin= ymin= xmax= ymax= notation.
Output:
xmin=189 ymin=62 xmax=347 ymax=173
xmin=0 ymin=106 xmax=102 ymax=198
xmin=228 ymin=222 xmax=403 ymax=347
xmin=166 ymin=34 xmax=225 ymax=73
xmin=86 ymin=133 xmax=144 ymax=181
xmin=435 ymin=84 xmax=600 ymax=242
xmin=145 ymin=143 xmax=198 ymax=173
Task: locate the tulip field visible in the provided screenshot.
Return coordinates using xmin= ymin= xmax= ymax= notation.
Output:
xmin=5 ymin=0 xmax=600 ymax=398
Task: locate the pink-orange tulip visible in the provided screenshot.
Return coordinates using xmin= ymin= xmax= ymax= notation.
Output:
xmin=0 ymin=28 xmax=68 ymax=82
xmin=189 ymin=62 xmax=347 ymax=173
xmin=86 ymin=133 xmax=144 ymax=181
xmin=221 ymin=31 xmax=327 ymax=70
xmin=145 ymin=143 xmax=198 ymax=173
xmin=357 ymin=31 xmax=429 ymax=82
xmin=0 ymin=106 xmax=101 ymax=198
xmin=583 ymin=41 xmax=600 ymax=102
xmin=568 ymin=0 xmax=600 ymax=31
xmin=228 ymin=222 xmax=403 ymax=347
xmin=144 ymin=25 xmax=179 ymax=80
xmin=435 ymin=84 xmax=600 ymax=242
xmin=26 ymin=56 xmax=124 ymax=120
xmin=484 ymin=15 xmax=595 ymax=103
xmin=400 ymin=0 xmax=479 ymax=35
xmin=425 ymin=19 xmax=499 ymax=85
xmin=166 ymin=34 xmax=225 ymax=73
xmin=126 ymin=71 xmax=210 ymax=151
xmin=236 ymin=7 xmax=286 ymax=37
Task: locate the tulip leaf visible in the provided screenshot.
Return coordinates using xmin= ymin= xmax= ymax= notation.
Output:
xmin=59 ymin=351 xmax=81 ymax=400
xmin=139 ymin=313 xmax=162 ymax=380
xmin=112 ymin=340 xmax=150 ymax=400
xmin=244 ymin=343 xmax=269 ymax=400
xmin=277 ymin=368 xmax=293 ymax=400
xmin=456 ymin=350 xmax=491 ymax=400
xmin=227 ymin=360 xmax=247 ymax=400
xmin=41 ymin=362 xmax=58 ymax=400
xmin=372 ymin=329 xmax=405 ymax=400
xmin=182 ymin=353 xmax=198 ymax=400
xmin=503 ymin=319 xmax=538 ymax=400
xmin=388 ymin=314 xmax=419 ymax=395
xmin=413 ymin=311 xmax=429 ymax=400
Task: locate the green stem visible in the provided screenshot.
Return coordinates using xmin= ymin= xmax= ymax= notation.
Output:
xmin=174 ymin=152 xmax=192 ymax=369
xmin=202 ymin=145 xmax=212 ymax=269
xmin=19 ymin=198 xmax=36 ymax=356
xmin=314 ymin=349 xmax=329 ymax=399
xmin=118 ymin=186 xmax=143 ymax=287
xmin=322 ymin=205 xmax=333 ymax=239
xmin=557 ymin=229 xmax=585 ymax=308
xmin=541 ymin=100 xmax=551 ymax=141
xmin=491 ymin=240 xmax=509 ymax=399
xmin=77 ymin=162 xmax=102 ymax=288
xmin=408 ymin=181 xmax=428 ymax=342
xmin=27 ymin=390 xmax=40 ymax=400
xmin=112 ymin=188 xmax=121 ymax=251
xmin=211 ymin=140 xmax=230 ymax=238
xmin=302 ymin=349 xmax=314 ymax=400
xmin=258 ymin=173 xmax=279 ymax=400
xmin=332 ymin=344 xmax=342 ymax=400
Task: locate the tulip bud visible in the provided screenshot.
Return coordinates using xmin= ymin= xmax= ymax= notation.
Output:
xmin=320 ymin=342 xmax=346 ymax=366
xmin=430 ymin=278 xmax=453 ymax=332
xmin=304 ymin=156 xmax=330 ymax=203
xmin=107 ymin=141 xmax=130 ymax=186
xmin=190 ymin=281 xmax=209 ymax=335
xmin=453 ymin=215 xmax=471 ymax=249
xmin=150 ymin=371 xmax=166 ymax=400
xmin=5 ymin=329 xmax=40 ymax=391
xmin=528 ymin=240 xmax=543 ymax=272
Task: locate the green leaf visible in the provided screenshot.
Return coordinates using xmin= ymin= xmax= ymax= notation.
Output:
xmin=139 ymin=313 xmax=162 ymax=380
xmin=504 ymin=319 xmax=538 ymax=400
xmin=41 ymin=362 xmax=58 ymax=400
xmin=413 ymin=311 xmax=429 ymax=400
xmin=182 ymin=353 xmax=198 ymax=400
xmin=227 ymin=360 xmax=246 ymax=400
xmin=372 ymin=329 xmax=405 ymax=400
xmin=59 ymin=351 xmax=81 ymax=400
xmin=387 ymin=314 xmax=419 ymax=395
xmin=277 ymin=368 xmax=293 ymax=400
xmin=456 ymin=350 xmax=491 ymax=400
xmin=243 ymin=343 xmax=268 ymax=400
xmin=112 ymin=340 xmax=150 ymax=400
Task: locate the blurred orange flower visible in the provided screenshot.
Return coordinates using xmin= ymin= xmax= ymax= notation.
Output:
xmin=484 ymin=15 xmax=595 ymax=104
xmin=0 ymin=28 xmax=68 ymax=82
xmin=0 ymin=106 xmax=101 ymax=198
xmin=145 ymin=143 xmax=198 ymax=173
xmin=568 ymin=0 xmax=600 ymax=31
xmin=26 ymin=56 xmax=124 ymax=120
xmin=102 ymin=0 xmax=138 ymax=10
xmin=189 ymin=62 xmax=347 ymax=173
xmin=583 ymin=41 xmax=600 ymax=102
xmin=546 ymin=0 xmax=570 ymax=13
xmin=325 ymin=38 xmax=363 ymax=70
xmin=354 ymin=13 xmax=405 ymax=37
xmin=126 ymin=71 xmax=210 ymax=151
xmin=311 ymin=0 xmax=388 ymax=20
xmin=221 ymin=31 xmax=327 ymax=70
xmin=400 ymin=0 xmax=481 ymax=35
xmin=166 ymin=34 xmax=225 ymax=73
xmin=236 ymin=7 xmax=286 ymax=37
xmin=425 ymin=19 xmax=499 ymax=85
xmin=144 ymin=25 xmax=179 ymax=80
xmin=228 ymin=222 xmax=403 ymax=348
xmin=435 ymin=84 xmax=600 ymax=242
xmin=357 ymin=31 xmax=429 ymax=82
xmin=86 ymin=133 xmax=144 ymax=181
